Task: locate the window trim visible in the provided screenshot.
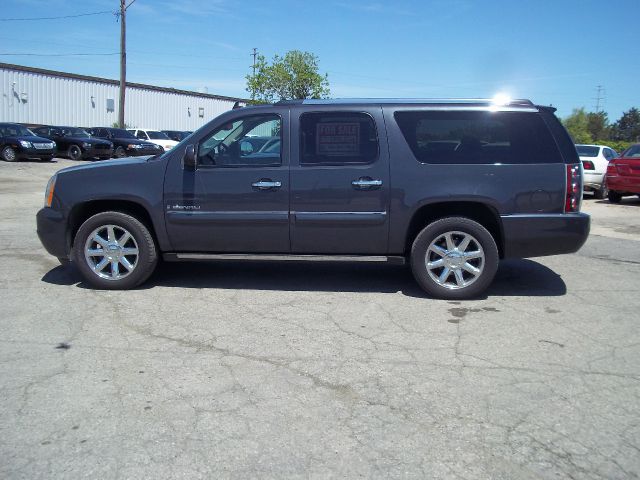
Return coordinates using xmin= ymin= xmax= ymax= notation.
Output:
xmin=298 ymin=110 xmax=380 ymax=167
xmin=197 ymin=113 xmax=283 ymax=169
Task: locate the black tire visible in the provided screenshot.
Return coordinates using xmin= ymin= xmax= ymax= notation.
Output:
xmin=72 ymin=211 xmax=157 ymax=289
xmin=57 ymin=257 xmax=71 ymax=267
xmin=114 ymin=146 xmax=126 ymax=158
xmin=1 ymin=146 xmax=17 ymax=162
xmin=67 ymin=144 xmax=82 ymax=161
xmin=608 ymin=191 xmax=623 ymax=204
xmin=410 ymin=217 xmax=499 ymax=300
xmin=594 ymin=182 xmax=608 ymax=200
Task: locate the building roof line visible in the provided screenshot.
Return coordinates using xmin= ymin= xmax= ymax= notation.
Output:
xmin=0 ymin=62 xmax=248 ymax=103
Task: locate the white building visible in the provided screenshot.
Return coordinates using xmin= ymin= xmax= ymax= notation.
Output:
xmin=0 ymin=62 xmax=245 ymax=130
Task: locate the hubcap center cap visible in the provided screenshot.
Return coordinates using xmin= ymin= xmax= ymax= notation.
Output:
xmin=445 ymin=251 xmax=465 ymax=269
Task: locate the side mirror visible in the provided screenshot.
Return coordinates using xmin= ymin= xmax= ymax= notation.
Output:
xmin=184 ymin=144 xmax=197 ymax=170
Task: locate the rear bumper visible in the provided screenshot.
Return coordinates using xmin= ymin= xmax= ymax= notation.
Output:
xmin=501 ymin=213 xmax=590 ymax=258
xmin=37 ymin=208 xmax=68 ymax=259
xmin=607 ymin=176 xmax=640 ymax=194
xmin=583 ymin=172 xmax=604 ymax=190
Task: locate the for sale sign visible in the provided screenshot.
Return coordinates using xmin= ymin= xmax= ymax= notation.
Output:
xmin=316 ymin=123 xmax=360 ymax=155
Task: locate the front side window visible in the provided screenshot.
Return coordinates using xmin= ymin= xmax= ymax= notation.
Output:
xmin=299 ymin=112 xmax=378 ymax=165
xmin=198 ymin=114 xmax=281 ymax=167
xmin=395 ymin=111 xmax=562 ymax=164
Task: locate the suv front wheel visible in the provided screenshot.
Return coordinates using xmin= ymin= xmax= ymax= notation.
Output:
xmin=72 ymin=211 xmax=158 ymax=289
xmin=411 ymin=217 xmax=499 ymax=299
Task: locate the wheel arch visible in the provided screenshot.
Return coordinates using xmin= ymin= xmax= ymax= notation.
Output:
xmin=405 ymin=201 xmax=504 ymax=258
xmin=68 ymin=199 xmax=158 ymax=250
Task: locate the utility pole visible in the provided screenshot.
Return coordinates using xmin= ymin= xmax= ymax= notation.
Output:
xmin=251 ymin=48 xmax=258 ymax=75
xmin=250 ymin=48 xmax=258 ymax=101
xmin=593 ymin=85 xmax=605 ymax=113
xmin=117 ymin=0 xmax=136 ymax=128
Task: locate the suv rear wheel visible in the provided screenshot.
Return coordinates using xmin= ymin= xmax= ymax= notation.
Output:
xmin=72 ymin=211 xmax=157 ymax=289
xmin=411 ymin=217 xmax=499 ymax=299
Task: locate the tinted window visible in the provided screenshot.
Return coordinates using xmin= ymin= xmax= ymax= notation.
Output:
xmin=395 ymin=111 xmax=562 ymax=164
xmin=198 ymin=114 xmax=281 ymax=167
xmin=33 ymin=127 xmax=48 ymax=136
xmin=0 ymin=124 xmax=33 ymax=137
xmin=539 ymin=109 xmax=580 ymax=164
xmin=147 ymin=131 xmax=170 ymax=140
xmin=111 ymin=129 xmax=136 ymax=139
xmin=300 ymin=112 xmax=378 ymax=165
xmin=623 ymin=145 xmax=640 ymax=158
xmin=576 ymin=145 xmax=599 ymax=157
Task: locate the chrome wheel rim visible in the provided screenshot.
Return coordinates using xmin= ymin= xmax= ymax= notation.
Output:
xmin=84 ymin=225 xmax=139 ymax=280
xmin=3 ymin=147 xmax=16 ymax=161
xmin=425 ymin=231 xmax=485 ymax=290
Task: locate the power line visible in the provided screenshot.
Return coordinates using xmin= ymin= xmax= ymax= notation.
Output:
xmin=0 ymin=11 xmax=113 ymax=21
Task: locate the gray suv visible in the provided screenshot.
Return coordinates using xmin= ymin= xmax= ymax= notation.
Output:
xmin=37 ymin=99 xmax=589 ymax=299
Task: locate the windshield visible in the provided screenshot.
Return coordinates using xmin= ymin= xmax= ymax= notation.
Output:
xmin=575 ymin=145 xmax=599 ymax=157
xmin=623 ymin=145 xmax=640 ymax=158
xmin=147 ymin=131 xmax=170 ymax=140
xmin=111 ymin=128 xmax=136 ymax=139
xmin=63 ymin=127 xmax=90 ymax=138
xmin=0 ymin=124 xmax=34 ymax=137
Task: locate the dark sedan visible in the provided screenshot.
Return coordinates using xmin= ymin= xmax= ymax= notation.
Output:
xmin=0 ymin=123 xmax=56 ymax=162
xmin=87 ymin=128 xmax=163 ymax=157
xmin=32 ymin=126 xmax=113 ymax=161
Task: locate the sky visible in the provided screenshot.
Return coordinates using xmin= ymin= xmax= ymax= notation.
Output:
xmin=1 ymin=0 xmax=638 ymax=120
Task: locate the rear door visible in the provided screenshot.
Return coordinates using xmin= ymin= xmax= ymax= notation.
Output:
xmin=290 ymin=106 xmax=390 ymax=254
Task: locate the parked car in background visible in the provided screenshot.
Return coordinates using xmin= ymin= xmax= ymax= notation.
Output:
xmin=128 ymin=129 xmax=178 ymax=152
xmin=605 ymin=143 xmax=640 ymax=203
xmin=32 ymin=126 xmax=113 ymax=161
xmin=162 ymin=130 xmax=192 ymax=142
xmin=87 ymin=128 xmax=162 ymax=158
xmin=239 ymin=135 xmax=272 ymax=156
xmin=0 ymin=122 xmax=56 ymax=162
xmin=576 ymin=144 xmax=618 ymax=199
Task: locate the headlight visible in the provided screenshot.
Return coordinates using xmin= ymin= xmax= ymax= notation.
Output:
xmin=49 ymin=142 xmax=56 ymax=149
xmin=44 ymin=175 xmax=57 ymax=208
xmin=127 ymin=144 xmax=143 ymax=149
xmin=19 ymin=140 xmax=32 ymax=148
xmin=82 ymin=142 xmax=92 ymax=149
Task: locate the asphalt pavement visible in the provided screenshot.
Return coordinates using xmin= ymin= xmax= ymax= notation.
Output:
xmin=1 ymin=158 xmax=638 ymax=479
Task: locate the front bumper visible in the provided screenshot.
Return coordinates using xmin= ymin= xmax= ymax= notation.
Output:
xmin=127 ymin=146 xmax=162 ymax=156
xmin=501 ymin=213 xmax=590 ymax=258
xmin=16 ymin=147 xmax=55 ymax=161
xmin=37 ymin=208 xmax=68 ymax=259
xmin=83 ymin=145 xmax=114 ymax=159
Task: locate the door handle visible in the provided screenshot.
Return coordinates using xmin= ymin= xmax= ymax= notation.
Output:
xmin=252 ymin=179 xmax=282 ymax=190
xmin=352 ymin=177 xmax=383 ymax=190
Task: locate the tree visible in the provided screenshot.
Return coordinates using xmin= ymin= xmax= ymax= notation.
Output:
xmin=611 ymin=107 xmax=640 ymax=142
xmin=586 ymin=111 xmax=609 ymax=142
xmin=246 ymin=50 xmax=330 ymax=103
xmin=562 ymin=108 xmax=591 ymax=144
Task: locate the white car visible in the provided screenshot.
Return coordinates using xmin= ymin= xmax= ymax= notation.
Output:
xmin=576 ymin=144 xmax=618 ymax=199
xmin=128 ymin=129 xmax=178 ymax=152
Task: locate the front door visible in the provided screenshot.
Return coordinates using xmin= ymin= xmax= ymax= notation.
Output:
xmin=290 ymin=107 xmax=390 ymax=254
xmin=164 ymin=109 xmax=290 ymax=253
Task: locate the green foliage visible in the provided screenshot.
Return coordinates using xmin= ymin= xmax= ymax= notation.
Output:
xmin=610 ymin=107 xmax=640 ymax=142
xmin=246 ymin=50 xmax=330 ymax=103
xmin=605 ymin=141 xmax=634 ymax=155
xmin=562 ymin=108 xmax=592 ymax=144
xmin=586 ymin=111 xmax=609 ymax=142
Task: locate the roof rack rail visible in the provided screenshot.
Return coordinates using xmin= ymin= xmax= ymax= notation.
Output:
xmin=274 ymin=98 xmax=535 ymax=107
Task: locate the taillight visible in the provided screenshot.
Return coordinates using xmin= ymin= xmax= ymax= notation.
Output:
xmin=582 ymin=160 xmax=595 ymax=170
xmin=565 ymin=164 xmax=582 ymax=213
xmin=607 ymin=163 xmax=617 ymax=175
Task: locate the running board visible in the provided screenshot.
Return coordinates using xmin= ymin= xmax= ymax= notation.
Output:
xmin=163 ymin=253 xmax=406 ymax=265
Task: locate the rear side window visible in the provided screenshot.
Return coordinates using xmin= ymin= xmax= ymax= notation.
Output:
xmin=539 ymin=109 xmax=580 ymax=164
xmin=394 ymin=111 xmax=562 ymax=164
xmin=300 ymin=112 xmax=378 ymax=165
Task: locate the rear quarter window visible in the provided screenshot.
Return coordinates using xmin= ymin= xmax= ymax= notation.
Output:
xmin=394 ymin=110 xmax=562 ymax=164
